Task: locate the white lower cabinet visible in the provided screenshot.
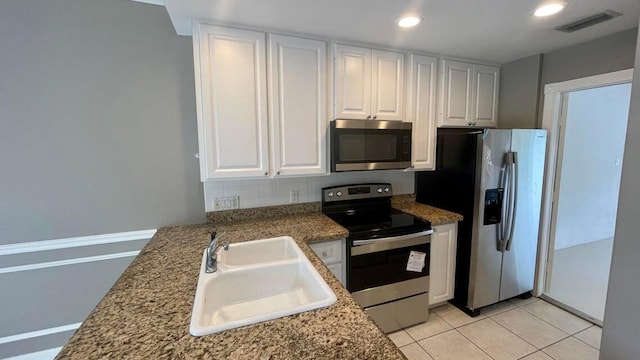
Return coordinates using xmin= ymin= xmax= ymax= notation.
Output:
xmin=309 ymin=238 xmax=346 ymax=286
xmin=429 ymin=222 xmax=458 ymax=305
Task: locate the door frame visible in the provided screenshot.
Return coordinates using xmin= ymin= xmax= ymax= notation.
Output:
xmin=534 ymin=69 xmax=634 ymax=296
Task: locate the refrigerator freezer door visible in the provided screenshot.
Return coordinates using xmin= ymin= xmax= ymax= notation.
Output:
xmin=468 ymin=129 xmax=511 ymax=310
xmin=499 ymin=130 xmax=547 ymax=301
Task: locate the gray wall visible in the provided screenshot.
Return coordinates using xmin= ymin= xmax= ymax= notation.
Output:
xmin=541 ymin=28 xmax=638 ymax=87
xmin=498 ymin=54 xmax=542 ymax=129
xmin=498 ymin=28 xmax=637 ymax=129
xmin=600 ymin=26 xmax=640 ymax=360
xmin=537 ymin=28 xmax=638 ymax=127
xmin=0 ymin=0 xmax=205 ymax=245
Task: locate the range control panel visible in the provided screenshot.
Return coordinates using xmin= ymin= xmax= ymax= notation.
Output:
xmin=322 ymin=183 xmax=392 ymax=202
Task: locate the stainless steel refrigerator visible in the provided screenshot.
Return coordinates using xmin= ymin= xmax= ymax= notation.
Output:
xmin=416 ymin=128 xmax=547 ymax=315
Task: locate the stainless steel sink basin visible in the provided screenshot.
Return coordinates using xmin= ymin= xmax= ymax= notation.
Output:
xmin=189 ymin=236 xmax=336 ymax=336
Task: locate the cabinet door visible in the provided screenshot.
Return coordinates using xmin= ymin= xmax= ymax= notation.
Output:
xmin=334 ymin=44 xmax=371 ymax=119
xmin=371 ymin=49 xmax=405 ymax=121
xmin=309 ymin=239 xmax=346 ymax=287
xmin=429 ymin=222 xmax=458 ymax=305
xmin=439 ymin=60 xmax=473 ymax=127
xmin=472 ymin=65 xmax=499 ymax=128
xmin=194 ymin=24 xmax=269 ymax=179
xmin=407 ymin=54 xmax=437 ymax=170
xmin=268 ymin=34 xmax=327 ymax=176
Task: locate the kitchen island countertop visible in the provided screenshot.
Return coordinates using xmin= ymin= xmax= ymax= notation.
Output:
xmin=56 ymin=198 xmax=461 ymax=359
xmin=55 ymin=212 xmax=406 ymax=360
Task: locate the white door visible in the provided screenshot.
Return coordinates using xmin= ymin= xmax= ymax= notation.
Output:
xmin=429 ymin=222 xmax=457 ymax=305
xmin=472 ymin=65 xmax=499 ymax=128
xmin=406 ymin=54 xmax=437 ymax=170
xmin=268 ymin=34 xmax=327 ymax=176
xmin=334 ymin=44 xmax=371 ymax=119
xmin=371 ymin=49 xmax=405 ymax=121
xmin=440 ymin=60 xmax=473 ymax=127
xmin=194 ymin=24 xmax=269 ymax=180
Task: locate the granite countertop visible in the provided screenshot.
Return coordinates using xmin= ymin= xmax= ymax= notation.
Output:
xmin=392 ymin=195 xmax=464 ymax=225
xmin=56 ymin=197 xmax=461 ymax=359
xmin=55 ymin=212 xmax=406 ymax=360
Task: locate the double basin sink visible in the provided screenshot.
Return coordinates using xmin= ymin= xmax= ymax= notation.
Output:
xmin=189 ymin=236 xmax=337 ymax=336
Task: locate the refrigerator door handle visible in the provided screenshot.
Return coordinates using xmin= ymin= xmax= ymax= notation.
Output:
xmin=497 ymin=162 xmax=510 ymax=252
xmin=505 ymin=152 xmax=518 ymax=251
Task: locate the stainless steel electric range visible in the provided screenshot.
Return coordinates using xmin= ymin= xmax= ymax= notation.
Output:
xmin=321 ymin=183 xmax=433 ymax=333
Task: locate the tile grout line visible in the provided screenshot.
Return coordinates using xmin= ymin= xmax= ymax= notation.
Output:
xmin=479 ymin=316 xmax=540 ymax=357
xmin=415 ymin=329 xmax=478 ymax=360
xmin=453 ymin=326 xmax=499 ymax=360
xmin=571 ymin=332 xmax=601 ymax=351
xmin=519 ymin=299 xmax=591 ymax=336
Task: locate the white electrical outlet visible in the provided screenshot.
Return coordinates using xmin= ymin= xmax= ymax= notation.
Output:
xmin=213 ymin=196 xmax=240 ymax=210
xmin=290 ymin=190 xmax=299 ymax=204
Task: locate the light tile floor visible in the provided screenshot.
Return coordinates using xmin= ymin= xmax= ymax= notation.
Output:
xmin=389 ymin=297 xmax=601 ymax=360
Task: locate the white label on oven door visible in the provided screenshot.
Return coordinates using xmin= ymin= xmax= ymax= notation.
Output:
xmin=406 ymin=251 xmax=426 ymax=272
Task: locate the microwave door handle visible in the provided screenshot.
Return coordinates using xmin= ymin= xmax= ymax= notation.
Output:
xmin=505 ymin=152 xmax=518 ymax=252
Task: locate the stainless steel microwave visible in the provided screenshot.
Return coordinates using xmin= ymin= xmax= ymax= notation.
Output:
xmin=330 ymin=119 xmax=412 ymax=172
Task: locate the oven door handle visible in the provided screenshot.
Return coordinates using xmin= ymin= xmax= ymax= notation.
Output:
xmin=351 ymin=230 xmax=433 ymax=256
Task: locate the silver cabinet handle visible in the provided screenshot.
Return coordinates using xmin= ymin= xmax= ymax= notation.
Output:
xmin=372 ymin=115 xmax=377 ymax=120
xmin=322 ymin=251 xmax=328 ymax=257
xmin=366 ymin=115 xmax=371 ymax=119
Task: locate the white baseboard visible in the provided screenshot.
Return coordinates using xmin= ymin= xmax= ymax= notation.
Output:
xmin=0 ymin=251 xmax=141 ymax=274
xmin=0 ymin=229 xmax=157 ymax=359
xmin=0 ymin=229 xmax=157 ymax=256
xmin=3 ymin=347 xmax=63 ymax=360
xmin=0 ymin=324 xmax=81 ymax=346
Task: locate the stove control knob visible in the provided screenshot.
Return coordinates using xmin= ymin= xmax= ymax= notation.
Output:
xmin=327 ymin=191 xmax=334 ymax=197
xmin=384 ymin=187 xmax=390 ymax=193
xmin=336 ymin=191 xmax=342 ymax=197
xmin=376 ymin=188 xmax=383 ymax=193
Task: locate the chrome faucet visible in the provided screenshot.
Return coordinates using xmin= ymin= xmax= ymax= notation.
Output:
xmin=206 ymin=232 xmax=229 ymax=273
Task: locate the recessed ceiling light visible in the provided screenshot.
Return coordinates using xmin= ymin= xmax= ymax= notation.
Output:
xmin=397 ymin=16 xmax=422 ymax=28
xmin=534 ymin=1 xmax=567 ymax=17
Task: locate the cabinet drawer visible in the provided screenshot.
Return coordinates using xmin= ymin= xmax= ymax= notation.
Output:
xmin=310 ymin=240 xmax=342 ymax=263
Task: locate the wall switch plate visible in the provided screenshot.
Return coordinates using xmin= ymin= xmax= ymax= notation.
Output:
xmin=213 ymin=196 xmax=240 ymax=210
xmin=290 ymin=190 xmax=299 ymax=204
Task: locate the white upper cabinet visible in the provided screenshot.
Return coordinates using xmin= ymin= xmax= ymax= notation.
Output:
xmin=268 ymin=34 xmax=327 ymax=177
xmin=439 ymin=59 xmax=499 ymax=128
xmin=194 ymin=24 xmax=270 ymax=180
xmin=335 ymin=44 xmax=404 ymax=121
xmin=471 ymin=64 xmax=500 ymax=127
xmin=371 ymin=50 xmax=405 ymax=121
xmin=334 ymin=44 xmax=371 ymax=119
xmin=406 ymin=54 xmax=438 ymax=170
xmin=193 ymin=24 xmax=328 ymax=180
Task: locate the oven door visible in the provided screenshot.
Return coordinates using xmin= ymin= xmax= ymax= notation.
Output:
xmin=349 ymin=231 xmax=431 ymax=303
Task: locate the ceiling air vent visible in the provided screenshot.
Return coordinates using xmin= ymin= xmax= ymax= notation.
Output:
xmin=555 ymin=10 xmax=622 ymax=33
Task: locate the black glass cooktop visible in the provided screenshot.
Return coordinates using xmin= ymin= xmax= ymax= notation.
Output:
xmin=326 ymin=208 xmax=431 ymax=241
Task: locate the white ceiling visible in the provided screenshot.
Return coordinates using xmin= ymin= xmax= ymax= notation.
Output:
xmin=158 ymin=0 xmax=640 ymax=64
